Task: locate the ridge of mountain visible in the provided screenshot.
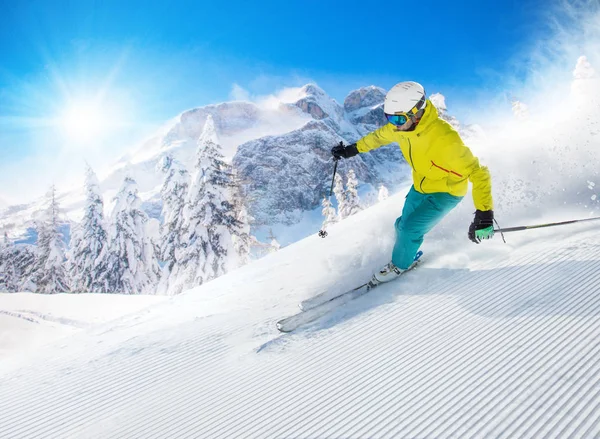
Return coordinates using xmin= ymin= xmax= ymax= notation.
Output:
xmin=0 ymin=85 xmax=474 ymax=245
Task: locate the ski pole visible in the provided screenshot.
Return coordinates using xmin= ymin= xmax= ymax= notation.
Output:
xmin=318 ymin=156 xmax=340 ymax=238
xmin=494 ymin=215 xmax=600 ymax=233
xmin=329 ymin=158 xmax=339 ymax=197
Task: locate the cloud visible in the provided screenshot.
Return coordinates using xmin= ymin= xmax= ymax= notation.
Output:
xmin=254 ymin=86 xmax=308 ymax=110
xmin=229 ymin=77 xmax=312 ymax=110
xmin=229 ymin=83 xmax=251 ymax=101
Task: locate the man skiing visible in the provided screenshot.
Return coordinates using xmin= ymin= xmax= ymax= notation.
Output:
xmin=332 ymin=81 xmax=494 ymax=284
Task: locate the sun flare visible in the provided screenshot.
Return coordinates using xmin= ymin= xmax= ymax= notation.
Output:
xmin=60 ymin=102 xmax=105 ymax=141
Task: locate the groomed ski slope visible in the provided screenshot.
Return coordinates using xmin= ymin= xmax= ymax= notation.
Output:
xmin=1 ymin=187 xmax=600 ymax=438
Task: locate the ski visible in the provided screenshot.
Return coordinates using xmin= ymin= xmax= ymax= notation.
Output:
xmin=299 ymin=251 xmax=424 ymax=312
xmin=299 ymin=282 xmax=369 ymax=312
xmin=276 ymin=283 xmax=371 ymax=333
xmin=276 ymin=251 xmax=423 ymax=333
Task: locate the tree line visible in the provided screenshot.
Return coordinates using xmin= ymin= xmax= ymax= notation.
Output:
xmin=0 ymin=116 xmax=278 ymax=295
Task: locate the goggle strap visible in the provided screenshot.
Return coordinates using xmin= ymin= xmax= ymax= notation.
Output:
xmin=408 ymin=95 xmax=426 ymax=117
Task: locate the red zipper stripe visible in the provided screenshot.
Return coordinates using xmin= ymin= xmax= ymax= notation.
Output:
xmin=431 ymin=161 xmax=463 ymax=178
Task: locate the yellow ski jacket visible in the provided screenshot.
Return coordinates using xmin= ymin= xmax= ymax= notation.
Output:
xmin=356 ymin=100 xmax=493 ymax=211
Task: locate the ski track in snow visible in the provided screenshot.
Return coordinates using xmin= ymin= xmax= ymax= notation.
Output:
xmin=1 ymin=227 xmax=600 ymax=437
xmin=0 ymin=309 xmax=89 ymax=328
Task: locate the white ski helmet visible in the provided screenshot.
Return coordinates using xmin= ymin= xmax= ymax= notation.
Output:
xmin=384 ymin=81 xmax=427 ymax=116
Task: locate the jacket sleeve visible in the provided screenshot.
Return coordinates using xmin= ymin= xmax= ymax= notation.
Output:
xmin=356 ymin=124 xmax=396 ymax=153
xmin=437 ymin=135 xmax=494 ymax=211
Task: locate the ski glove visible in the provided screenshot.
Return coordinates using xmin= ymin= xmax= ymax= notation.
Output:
xmin=469 ymin=210 xmax=495 ymax=243
xmin=331 ymin=142 xmax=359 ymax=160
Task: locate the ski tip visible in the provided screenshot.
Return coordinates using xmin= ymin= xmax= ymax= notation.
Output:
xmin=276 ymin=322 xmax=291 ymax=333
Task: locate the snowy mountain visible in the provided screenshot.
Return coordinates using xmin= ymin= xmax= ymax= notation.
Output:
xmin=0 ymin=84 xmax=476 ymax=246
xmin=1 ymin=184 xmax=600 ymax=437
xmin=344 ymin=85 xmax=387 ymax=128
xmin=232 ymin=84 xmax=411 ymax=226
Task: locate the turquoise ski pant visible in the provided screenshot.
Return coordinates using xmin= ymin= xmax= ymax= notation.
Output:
xmin=392 ymin=186 xmax=463 ymax=269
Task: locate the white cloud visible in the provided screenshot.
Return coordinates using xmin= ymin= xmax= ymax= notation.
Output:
xmin=230 ymin=81 xmax=309 ymax=109
xmin=255 ymin=86 xmax=307 ymax=110
xmin=229 ymin=83 xmax=251 ymax=101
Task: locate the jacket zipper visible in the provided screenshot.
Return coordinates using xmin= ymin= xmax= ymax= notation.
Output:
xmin=408 ymin=139 xmax=416 ymax=171
xmin=408 ymin=138 xmax=426 ymax=191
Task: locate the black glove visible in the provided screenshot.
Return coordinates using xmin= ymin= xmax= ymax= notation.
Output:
xmin=469 ymin=210 xmax=495 ymax=244
xmin=331 ymin=142 xmax=359 ymax=160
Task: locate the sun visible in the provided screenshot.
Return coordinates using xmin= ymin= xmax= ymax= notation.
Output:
xmin=60 ymin=102 xmax=106 ymax=142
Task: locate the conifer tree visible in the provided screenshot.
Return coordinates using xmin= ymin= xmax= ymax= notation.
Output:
xmin=69 ymin=165 xmax=108 ymax=292
xmin=156 ymin=155 xmax=190 ymax=295
xmin=29 ymin=186 xmax=71 ymax=293
xmin=333 ymin=173 xmax=347 ymax=220
xmin=321 ymin=197 xmax=337 ymax=231
xmin=230 ymin=179 xmax=253 ymax=267
xmin=266 ymin=228 xmax=281 ymax=253
xmin=571 ymin=55 xmax=600 ymax=102
xmin=573 ymin=55 xmax=596 ymax=79
xmin=97 ymin=177 xmax=160 ymax=294
xmin=340 ymin=170 xmax=362 ymax=218
xmin=511 ymin=100 xmax=529 ymax=121
xmin=0 ymin=233 xmax=35 ymax=292
xmin=0 ymin=233 xmax=13 ymax=291
xmin=378 ymin=184 xmax=389 ymax=202
xmin=174 ymin=115 xmax=240 ymax=292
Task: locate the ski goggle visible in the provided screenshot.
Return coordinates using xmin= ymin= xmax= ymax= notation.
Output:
xmin=385 ymin=95 xmax=427 ymax=126
xmin=386 ymin=113 xmax=409 ymax=126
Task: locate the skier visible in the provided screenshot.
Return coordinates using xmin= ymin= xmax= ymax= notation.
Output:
xmin=332 ymin=81 xmax=494 ymax=284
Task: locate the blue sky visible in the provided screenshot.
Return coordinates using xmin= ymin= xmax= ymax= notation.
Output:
xmin=0 ymin=0 xmax=563 ymax=202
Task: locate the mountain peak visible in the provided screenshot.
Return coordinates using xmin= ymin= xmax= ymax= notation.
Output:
xmin=344 ymin=86 xmax=387 ymax=113
xmin=293 ymin=83 xmax=341 ymax=121
xmin=299 ymin=83 xmax=327 ymax=98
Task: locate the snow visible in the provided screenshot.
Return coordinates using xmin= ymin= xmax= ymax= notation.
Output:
xmin=3 ymin=42 xmax=600 ymax=438
xmin=0 ymin=292 xmax=167 ymax=366
xmin=1 ymin=183 xmax=600 ymax=437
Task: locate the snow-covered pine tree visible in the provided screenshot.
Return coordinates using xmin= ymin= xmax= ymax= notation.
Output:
xmin=29 ymin=186 xmax=71 ymax=293
xmin=0 ymin=233 xmax=36 ymax=292
xmin=0 ymin=233 xmax=12 ymax=291
xmin=249 ymin=229 xmax=280 ymax=258
xmin=69 ymin=165 xmax=109 ymax=292
xmin=378 ymin=184 xmax=389 ymax=202
xmin=333 ymin=173 xmax=347 ymax=220
xmin=573 ymin=55 xmax=596 ymax=79
xmin=156 ymin=155 xmax=190 ymax=295
xmin=97 ymin=176 xmax=160 ymax=294
xmin=321 ymin=197 xmax=337 ymax=231
xmin=174 ymin=115 xmax=241 ymax=292
xmin=511 ymin=99 xmax=529 ymax=121
xmin=230 ymin=180 xmax=252 ymax=267
xmin=340 ymin=169 xmax=362 ymax=218
xmin=571 ymin=55 xmax=600 ymax=103
xmin=266 ymin=228 xmax=281 ymax=253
